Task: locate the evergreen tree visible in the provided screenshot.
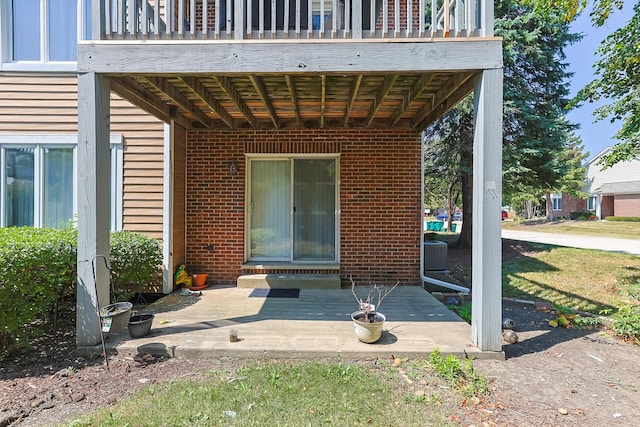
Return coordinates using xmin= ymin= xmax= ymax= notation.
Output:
xmin=423 ymin=0 xmax=585 ymax=245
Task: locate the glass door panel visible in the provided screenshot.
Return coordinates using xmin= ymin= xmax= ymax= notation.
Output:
xmin=250 ymin=160 xmax=291 ymax=259
xmin=294 ymin=159 xmax=336 ymax=260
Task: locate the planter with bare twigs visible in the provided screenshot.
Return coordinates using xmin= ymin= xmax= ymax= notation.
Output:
xmin=350 ymin=277 xmax=399 ymax=343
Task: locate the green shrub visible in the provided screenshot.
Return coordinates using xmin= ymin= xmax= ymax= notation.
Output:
xmin=605 ymin=216 xmax=640 ymax=222
xmin=110 ymin=231 xmax=163 ymax=299
xmin=0 ymin=227 xmax=77 ymax=356
xmin=569 ymin=211 xmax=595 ymax=220
xmin=0 ymin=228 xmax=162 ymax=358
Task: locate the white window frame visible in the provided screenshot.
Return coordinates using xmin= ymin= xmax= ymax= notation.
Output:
xmin=587 ymin=196 xmax=596 ymax=211
xmin=245 ymin=153 xmax=340 ymax=263
xmin=0 ymin=133 xmax=123 ymax=230
xmin=0 ymin=0 xmax=89 ymax=72
xmin=551 ymin=193 xmax=562 ymax=211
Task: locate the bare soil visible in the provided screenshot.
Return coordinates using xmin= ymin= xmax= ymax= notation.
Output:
xmin=1 ymin=240 xmax=639 ymax=426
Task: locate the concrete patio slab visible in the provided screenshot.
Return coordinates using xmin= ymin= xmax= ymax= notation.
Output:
xmin=99 ymin=286 xmax=504 ymax=360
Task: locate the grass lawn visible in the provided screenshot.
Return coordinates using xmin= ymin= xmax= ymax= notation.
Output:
xmin=501 ymin=243 xmax=640 ymax=314
xmin=61 ymin=357 xmax=484 ymax=427
xmin=502 ymin=219 xmax=640 ymax=240
xmin=63 ymin=221 xmax=639 ymax=426
xmin=498 ymin=219 xmax=640 ymax=313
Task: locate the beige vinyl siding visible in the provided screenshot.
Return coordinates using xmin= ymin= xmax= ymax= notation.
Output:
xmin=0 ymin=73 xmax=165 ymax=238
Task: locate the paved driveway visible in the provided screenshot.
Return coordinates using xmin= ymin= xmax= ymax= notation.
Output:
xmin=502 ymin=229 xmax=640 ymax=255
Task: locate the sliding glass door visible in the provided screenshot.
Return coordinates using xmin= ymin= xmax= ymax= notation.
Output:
xmin=249 ymin=157 xmax=337 ymax=262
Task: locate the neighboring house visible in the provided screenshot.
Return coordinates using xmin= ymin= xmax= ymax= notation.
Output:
xmin=546 ymin=192 xmax=587 ymax=220
xmin=0 ymin=2 xmax=166 ymax=234
xmin=73 ymin=1 xmax=501 ymax=351
xmin=583 ymin=147 xmax=640 ymax=219
xmin=547 ymin=147 xmax=640 ymax=220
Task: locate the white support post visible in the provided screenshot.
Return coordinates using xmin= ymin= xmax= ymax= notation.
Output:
xmin=77 ymin=73 xmax=112 ymax=347
xmin=471 ymin=68 xmax=503 ymax=352
xmin=234 ymin=0 xmax=244 ymax=39
xmin=162 ymin=122 xmax=174 ymax=294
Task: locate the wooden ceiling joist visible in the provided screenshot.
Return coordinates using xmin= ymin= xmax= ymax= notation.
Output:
xmin=320 ymin=75 xmax=326 ymax=128
xmin=285 ymin=75 xmax=302 ymax=127
xmin=388 ymin=74 xmax=436 ymax=127
xmin=412 ymin=73 xmax=475 ymax=129
xmin=142 ymin=76 xmax=213 ymax=128
xmin=212 ymin=76 xmax=257 ymax=127
xmin=109 ymin=77 xmax=173 ymax=124
xmin=344 ymin=74 xmax=363 ymax=127
xmin=416 ymin=76 xmax=477 ymax=129
xmin=249 ymin=75 xmax=279 ymax=128
xmin=366 ymin=74 xmax=398 ymax=127
xmin=178 ymin=76 xmax=234 ymax=128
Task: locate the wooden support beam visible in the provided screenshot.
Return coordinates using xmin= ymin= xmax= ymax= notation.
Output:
xmin=142 ymin=76 xmax=213 ymax=128
xmin=109 ymin=77 xmax=187 ymax=127
xmin=388 ymin=74 xmax=435 ymax=127
xmin=366 ymin=74 xmax=398 ymax=127
xmin=285 ymin=75 xmax=302 ymax=127
xmin=415 ymin=76 xmax=476 ymax=129
xmin=213 ymin=76 xmax=257 ymax=127
xmin=344 ymin=74 xmax=363 ymax=127
xmin=249 ymin=75 xmax=279 ymax=128
xmin=471 ymin=68 xmax=503 ymax=352
xmin=320 ymin=75 xmax=326 ymax=128
xmin=412 ymin=73 xmax=474 ymax=129
xmin=179 ymin=76 xmax=234 ymax=128
xmin=76 ymin=72 xmax=111 ymax=347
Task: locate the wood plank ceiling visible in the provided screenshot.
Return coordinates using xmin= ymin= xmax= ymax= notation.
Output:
xmin=107 ymin=71 xmax=478 ymax=130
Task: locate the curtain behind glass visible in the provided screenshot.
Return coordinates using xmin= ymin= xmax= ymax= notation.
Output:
xmin=48 ymin=0 xmax=78 ymax=61
xmin=4 ymin=148 xmax=35 ymax=226
xmin=294 ymin=159 xmax=335 ymax=259
xmin=250 ymin=160 xmax=291 ymax=259
xmin=12 ymin=0 xmax=41 ymax=61
xmin=43 ymin=148 xmax=73 ymax=228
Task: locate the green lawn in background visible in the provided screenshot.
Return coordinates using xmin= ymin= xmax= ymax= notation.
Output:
xmin=502 ymin=219 xmax=640 ymax=240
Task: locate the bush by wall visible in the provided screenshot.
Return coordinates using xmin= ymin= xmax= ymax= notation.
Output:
xmin=0 ymin=228 xmax=162 ymax=358
xmin=569 ymin=211 xmax=595 ymax=220
xmin=0 ymin=227 xmax=77 ymax=356
xmin=110 ymin=230 xmax=163 ymax=299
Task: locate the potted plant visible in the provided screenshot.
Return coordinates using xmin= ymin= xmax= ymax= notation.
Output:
xmin=350 ymin=277 xmax=399 ymax=343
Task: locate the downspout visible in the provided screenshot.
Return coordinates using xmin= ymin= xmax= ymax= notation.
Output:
xmin=420 ymin=131 xmax=470 ymax=294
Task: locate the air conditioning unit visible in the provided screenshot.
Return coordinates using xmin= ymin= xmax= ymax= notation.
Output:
xmin=424 ymin=241 xmax=447 ymax=271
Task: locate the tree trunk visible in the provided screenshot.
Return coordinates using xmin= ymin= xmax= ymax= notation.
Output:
xmin=455 ymin=144 xmax=473 ymax=249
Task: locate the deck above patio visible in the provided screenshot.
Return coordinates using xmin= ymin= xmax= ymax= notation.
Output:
xmin=97 ymin=0 xmax=493 ymax=41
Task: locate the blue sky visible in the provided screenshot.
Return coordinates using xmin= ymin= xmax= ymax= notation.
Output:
xmin=565 ymin=3 xmax=634 ymax=161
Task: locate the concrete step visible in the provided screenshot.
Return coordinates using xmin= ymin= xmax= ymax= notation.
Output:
xmin=237 ymin=273 xmax=341 ymax=289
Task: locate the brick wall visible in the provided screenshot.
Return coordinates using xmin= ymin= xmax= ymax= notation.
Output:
xmin=185 ymin=128 xmax=422 ymax=286
xmin=376 ymin=0 xmax=422 ymax=31
xmin=558 ymin=193 xmax=587 ymax=218
xmin=614 ymin=194 xmax=640 ymax=217
xmin=601 ymin=196 xmax=614 ymax=218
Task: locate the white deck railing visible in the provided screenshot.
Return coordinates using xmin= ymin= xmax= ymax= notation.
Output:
xmin=96 ymin=0 xmax=489 ymax=40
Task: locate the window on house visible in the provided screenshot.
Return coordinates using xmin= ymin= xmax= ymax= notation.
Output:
xmin=2 ymin=0 xmax=90 ymax=69
xmin=248 ymin=157 xmax=338 ymax=262
xmin=551 ymin=194 xmax=562 ymax=211
xmin=587 ymin=196 xmax=596 ymax=211
xmin=0 ymin=135 xmax=122 ymax=230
